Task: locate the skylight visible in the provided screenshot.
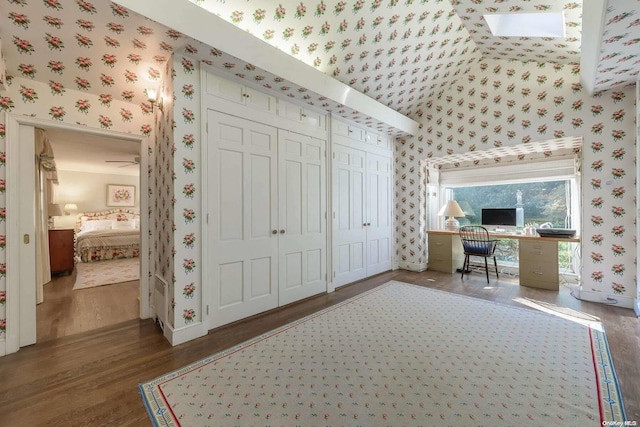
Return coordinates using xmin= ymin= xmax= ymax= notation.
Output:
xmin=484 ymin=12 xmax=565 ymax=38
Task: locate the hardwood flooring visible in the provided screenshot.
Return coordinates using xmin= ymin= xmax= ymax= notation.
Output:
xmin=2 ymin=269 xmax=639 ymax=426
xmin=37 ymin=268 xmax=139 ymax=342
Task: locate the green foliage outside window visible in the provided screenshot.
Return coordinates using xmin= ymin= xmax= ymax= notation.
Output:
xmin=451 ymin=181 xmax=569 ymax=228
xmin=448 ymin=180 xmax=575 ymax=272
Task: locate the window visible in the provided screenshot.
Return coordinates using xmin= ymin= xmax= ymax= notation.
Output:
xmin=445 ymin=180 xmax=577 ymax=271
xmin=450 ymin=181 xmax=572 ymax=229
xmin=431 ymin=157 xmax=580 ymax=275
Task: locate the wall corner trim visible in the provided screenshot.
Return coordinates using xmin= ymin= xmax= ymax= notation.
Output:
xmin=164 ymin=322 xmax=207 ymax=346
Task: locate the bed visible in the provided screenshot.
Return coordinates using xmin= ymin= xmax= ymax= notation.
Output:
xmin=74 ymin=209 xmax=141 ymax=262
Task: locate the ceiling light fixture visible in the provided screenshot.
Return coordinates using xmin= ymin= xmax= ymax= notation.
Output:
xmin=484 ymin=12 xmax=565 ymax=38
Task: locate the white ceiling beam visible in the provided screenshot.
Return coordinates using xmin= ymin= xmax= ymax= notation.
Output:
xmin=579 ymin=0 xmax=608 ymax=96
xmin=114 ymin=0 xmax=420 ymax=136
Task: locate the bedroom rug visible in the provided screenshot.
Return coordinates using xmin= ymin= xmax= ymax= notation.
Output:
xmin=139 ymin=281 xmax=626 ymax=427
xmin=72 ymin=257 xmax=140 ymax=290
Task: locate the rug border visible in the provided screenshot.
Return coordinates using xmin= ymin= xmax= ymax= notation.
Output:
xmin=138 ymin=280 xmax=627 ymax=425
xmin=590 ymin=327 xmax=628 ymax=422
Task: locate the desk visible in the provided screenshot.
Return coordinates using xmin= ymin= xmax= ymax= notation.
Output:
xmin=427 ymin=230 xmax=580 ymax=290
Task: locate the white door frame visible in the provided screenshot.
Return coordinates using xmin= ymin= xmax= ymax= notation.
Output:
xmin=3 ymin=113 xmax=150 ymax=356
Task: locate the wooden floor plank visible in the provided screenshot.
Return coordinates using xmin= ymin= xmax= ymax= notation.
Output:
xmin=2 ymin=269 xmax=638 ymax=426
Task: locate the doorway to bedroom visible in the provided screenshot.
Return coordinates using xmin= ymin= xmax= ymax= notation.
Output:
xmin=37 ymin=127 xmax=142 ymax=342
xmin=5 ymin=117 xmax=150 ymax=350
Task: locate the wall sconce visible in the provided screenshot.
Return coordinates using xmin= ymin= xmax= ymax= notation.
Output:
xmin=147 ymin=88 xmax=164 ymax=112
xmin=64 ymin=203 xmax=78 ymax=216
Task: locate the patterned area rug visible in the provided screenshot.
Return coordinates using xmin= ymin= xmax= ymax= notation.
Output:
xmin=139 ymin=281 xmax=626 ymax=426
xmin=72 ymin=258 xmax=140 ymax=290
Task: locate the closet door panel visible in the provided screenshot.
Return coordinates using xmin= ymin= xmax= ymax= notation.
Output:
xmin=333 ymin=144 xmax=367 ymax=287
xmin=205 ymin=72 xmax=245 ymax=104
xmin=366 ymin=152 xmax=392 ymax=276
xmin=278 ymin=131 xmax=327 ymax=305
xmin=245 ymin=86 xmax=277 ymax=114
xmin=209 ymin=111 xmax=279 ymax=328
xmin=218 ymin=149 xmax=243 ymax=241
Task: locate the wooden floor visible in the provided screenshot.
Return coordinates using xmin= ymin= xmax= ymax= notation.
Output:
xmin=37 ymin=268 xmax=139 ymax=342
xmin=2 ymin=269 xmax=639 ymax=426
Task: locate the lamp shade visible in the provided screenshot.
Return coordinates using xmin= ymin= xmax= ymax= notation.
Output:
xmin=64 ymin=203 xmax=78 ymax=215
xmin=48 ymin=203 xmax=63 ymax=217
xmin=438 ymin=200 xmax=465 ymax=218
xmin=438 ymin=200 xmax=465 ymax=230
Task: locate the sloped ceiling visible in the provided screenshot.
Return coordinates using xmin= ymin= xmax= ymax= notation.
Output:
xmin=1 ymin=0 xmax=638 ymax=136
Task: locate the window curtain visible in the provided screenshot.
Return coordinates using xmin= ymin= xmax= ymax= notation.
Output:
xmin=35 ymin=128 xmax=59 ymax=304
xmin=439 ymin=157 xmax=578 ymax=187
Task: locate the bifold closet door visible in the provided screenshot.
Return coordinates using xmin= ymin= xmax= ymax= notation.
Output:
xmin=333 ymin=144 xmax=367 ymax=287
xmin=278 ymin=131 xmax=326 ymax=305
xmin=208 ymin=111 xmax=279 ymax=328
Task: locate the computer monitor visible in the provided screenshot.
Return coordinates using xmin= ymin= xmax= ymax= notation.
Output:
xmin=481 ymin=208 xmax=523 ymax=230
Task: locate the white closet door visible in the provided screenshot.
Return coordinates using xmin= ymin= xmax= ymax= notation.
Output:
xmin=208 ymin=111 xmax=279 ymax=328
xmin=333 ymin=144 xmax=367 ymax=287
xmin=278 ymin=131 xmax=326 ymax=305
xmin=366 ymin=152 xmax=392 ymax=276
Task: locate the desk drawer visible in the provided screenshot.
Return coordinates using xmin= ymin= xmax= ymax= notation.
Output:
xmin=428 ymin=256 xmax=453 ymax=273
xmin=428 ymin=233 xmax=464 ymax=273
xmin=519 ymin=240 xmax=557 ymax=263
xmin=520 ymin=260 xmax=558 ymax=290
xmin=428 ymin=235 xmax=452 ymax=251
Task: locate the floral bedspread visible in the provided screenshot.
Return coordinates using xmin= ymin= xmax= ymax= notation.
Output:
xmin=75 ymin=229 xmax=140 ymax=262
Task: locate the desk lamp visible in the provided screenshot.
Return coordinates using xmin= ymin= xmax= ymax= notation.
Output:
xmin=438 ymin=200 xmax=465 ymax=231
xmin=47 ymin=203 xmax=63 ymax=229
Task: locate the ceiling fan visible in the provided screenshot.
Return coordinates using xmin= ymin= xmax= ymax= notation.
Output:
xmin=105 ymin=156 xmax=141 ymax=167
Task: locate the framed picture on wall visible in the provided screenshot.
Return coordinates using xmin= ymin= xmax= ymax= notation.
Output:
xmin=107 ymin=184 xmax=135 ymax=207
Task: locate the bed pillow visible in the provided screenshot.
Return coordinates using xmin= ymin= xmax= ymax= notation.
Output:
xmin=81 ymin=219 xmax=114 ymax=233
xmin=112 ymin=220 xmax=135 ymax=230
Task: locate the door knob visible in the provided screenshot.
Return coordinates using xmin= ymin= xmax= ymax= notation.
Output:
xmin=280 ymin=229 xmax=285 ymax=234
xmin=272 ymin=230 xmax=277 ymax=234
xmin=363 ymin=223 xmax=367 ymax=227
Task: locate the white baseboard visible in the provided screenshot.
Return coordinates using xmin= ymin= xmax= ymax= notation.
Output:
xmin=164 ymin=321 xmax=207 ymax=346
xmin=634 ymin=298 xmax=640 ymax=317
xmin=572 ymin=289 xmax=635 ymax=309
xmin=0 ymin=339 xmax=5 ymax=357
xmin=398 ymin=261 xmax=427 ymax=272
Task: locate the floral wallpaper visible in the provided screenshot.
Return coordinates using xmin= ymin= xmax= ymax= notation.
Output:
xmin=171 ymin=54 xmax=201 ymax=328
xmin=193 ymin=0 xmax=475 ymax=118
xmin=592 ymin=3 xmax=640 ymax=93
xmin=189 ymin=0 xmax=640 ymax=108
xmin=151 ymin=57 xmax=175 ymax=328
xmin=1 ymin=0 xmax=177 ymax=113
xmin=396 ymin=58 xmax=637 ymax=300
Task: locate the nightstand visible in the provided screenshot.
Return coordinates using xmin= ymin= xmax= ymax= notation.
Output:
xmin=49 ymin=229 xmax=75 ymax=275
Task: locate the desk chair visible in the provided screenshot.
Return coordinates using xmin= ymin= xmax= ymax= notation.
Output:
xmin=459 ymin=226 xmax=499 ymax=283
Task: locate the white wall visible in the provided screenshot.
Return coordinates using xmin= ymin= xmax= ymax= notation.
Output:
xmin=52 ymin=170 xmax=139 ymax=229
